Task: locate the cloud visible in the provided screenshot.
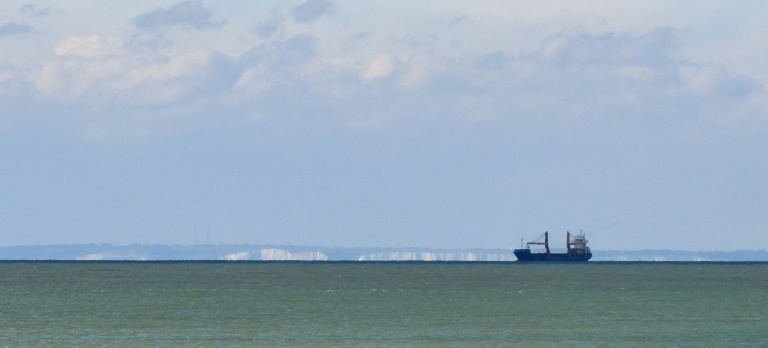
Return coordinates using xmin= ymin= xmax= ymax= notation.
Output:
xmin=35 ymin=29 xmax=760 ymax=112
xmin=234 ymin=35 xmax=318 ymax=94
xmin=34 ymin=34 xmax=316 ymax=106
xmin=682 ymin=65 xmax=758 ymax=98
xmin=54 ymin=36 xmax=124 ymax=58
xmin=241 ymin=34 xmax=317 ymax=70
xmin=134 ymin=1 xmax=223 ymax=31
xmin=363 ymin=54 xmax=399 ymax=81
xmin=0 ymin=22 xmax=31 ymax=36
xmin=290 ymin=0 xmax=334 ymax=23
xmin=533 ymin=28 xmax=679 ymax=67
xmin=37 ymin=36 xmax=240 ymax=105
xmin=519 ymin=29 xmax=759 ymax=108
xmin=252 ymin=13 xmax=284 ymax=39
xmin=19 ymin=4 xmax=49 ymax=17
xmin=331 ymin=28 xmax=762 ymax=137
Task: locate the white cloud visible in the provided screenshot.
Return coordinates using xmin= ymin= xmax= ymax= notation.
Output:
xmin=37 ymin=38 xmax=240 ymax=105
xmin=399 ymin=53 xmax=438 ymax=89
xmin=683 ymin=64 xmax=756 ymax=98
xmin=363 ymin=53 xmax=397 ymax=80
xmin=54 ymin=36 xmax=124 ymax=58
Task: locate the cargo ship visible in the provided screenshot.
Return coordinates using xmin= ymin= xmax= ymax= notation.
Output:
xmin=514 ymin=231 xmax=592 ymax=261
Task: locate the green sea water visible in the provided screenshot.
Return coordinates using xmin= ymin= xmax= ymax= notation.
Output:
xmin=0 ymin=262 xmax=766 ymax=347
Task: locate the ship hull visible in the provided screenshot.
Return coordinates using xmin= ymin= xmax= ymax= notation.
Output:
xmin=513 ymin=249 xmax=592 ymax=262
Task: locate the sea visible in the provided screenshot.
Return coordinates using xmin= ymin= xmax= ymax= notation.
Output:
xmin=0 ymin=261 xmax=765 ymax=347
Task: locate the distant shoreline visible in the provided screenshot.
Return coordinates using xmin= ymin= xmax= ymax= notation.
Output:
xmin=0 ymin=244 xmax=766 ymax=262
xmin=1 ymin=260 xmax=768 ymax=264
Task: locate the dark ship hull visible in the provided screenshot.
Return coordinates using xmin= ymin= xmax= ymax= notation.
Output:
xmin=513 ymin=249 xmax=592 ymax=262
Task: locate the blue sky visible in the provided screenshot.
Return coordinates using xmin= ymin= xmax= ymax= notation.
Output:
xmin=1 ymin=1 xmax=766 ymax=250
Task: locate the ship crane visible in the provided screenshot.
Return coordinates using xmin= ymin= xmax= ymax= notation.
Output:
xmin=524 ymin=231 xmax=550 ymax=255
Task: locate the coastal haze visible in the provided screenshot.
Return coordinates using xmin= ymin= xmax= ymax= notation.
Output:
xmin=1 ymin=1 xmax=767 ymax=252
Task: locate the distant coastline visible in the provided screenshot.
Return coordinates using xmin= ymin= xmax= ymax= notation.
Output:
xmin=0 ymin=244 xmax=766 ymax=262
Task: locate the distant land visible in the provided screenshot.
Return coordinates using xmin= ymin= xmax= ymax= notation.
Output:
xmin=0 ymin=244 xmax=767 ymax=262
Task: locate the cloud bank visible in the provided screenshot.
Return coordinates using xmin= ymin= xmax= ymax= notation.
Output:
xmin=6 ymin=25 xmax=758 ymax=141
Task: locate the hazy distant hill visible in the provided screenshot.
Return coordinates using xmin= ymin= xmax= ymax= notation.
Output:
xmin=0 ymin=244 xmax=766 ymax=261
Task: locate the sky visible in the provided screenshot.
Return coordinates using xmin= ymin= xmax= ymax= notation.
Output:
xmin=1 ymin=1 xmax=767 ymax=251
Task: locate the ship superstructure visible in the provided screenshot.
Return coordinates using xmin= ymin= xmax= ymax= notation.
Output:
xmin=513 ymin=231 xmax=592 ymax=261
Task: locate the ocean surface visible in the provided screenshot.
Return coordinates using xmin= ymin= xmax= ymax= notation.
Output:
xmin=0 ymin=261 xmax=766 ymax=347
